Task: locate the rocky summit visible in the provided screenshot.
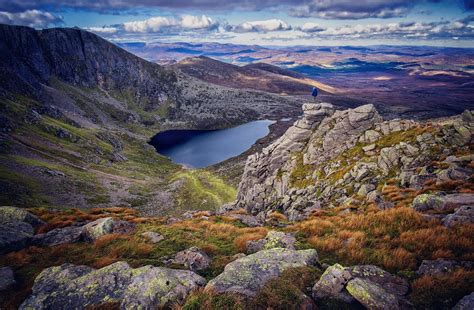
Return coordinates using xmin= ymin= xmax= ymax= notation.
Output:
xmin=234 ymin=103 xmax=473 ymax=222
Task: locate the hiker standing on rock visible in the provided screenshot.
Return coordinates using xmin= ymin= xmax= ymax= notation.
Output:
xmin=311 ymin=86 xmax=318 ymax=102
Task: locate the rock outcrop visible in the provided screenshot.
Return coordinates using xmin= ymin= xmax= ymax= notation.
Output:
xmin=141 ymin=231 xmax=164 ymax=243
xmin=245 ymin=230 xmax=296 ymax=254
xmin=312 ymin=264 xmax=410 ymax=309
xmin=206 ymin=248 xmax=318 ymax=296
xmin=20 ymin=261 xmax=206 ymax=309
xmin=235 ymin=103 xmax=337 ymax=219
xmin=234 ymin=103 xmax=473 ymax=221
xmin=0 ymin=206 xmax=45 ymax=227
xmin=169 ymin=247 xmax=212 ymax=271
xmin=81 ymin=217 xmax=136 ymax=242
xmin=32 ymin=226 xmax=84 ymax=247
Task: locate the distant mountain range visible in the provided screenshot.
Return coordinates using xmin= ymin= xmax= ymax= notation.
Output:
xmin=120 ymin=41 xmax=474 ymax=119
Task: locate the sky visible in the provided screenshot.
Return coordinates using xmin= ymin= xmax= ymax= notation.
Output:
xmin=0 ymin=0 xmax=473 ymax=47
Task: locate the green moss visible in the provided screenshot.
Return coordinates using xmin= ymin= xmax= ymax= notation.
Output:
xmin=289 ymin=153 xmax=315 ymax=189
xmin=183 ymin=291 xmax=244 ymax=310
xmin=256 ymin=266 xmax=321 ymax=310
xmin=169 ymin=170 xmax=237 ymax=215
xmin=376 ymin=126 xmax=431 ymax=148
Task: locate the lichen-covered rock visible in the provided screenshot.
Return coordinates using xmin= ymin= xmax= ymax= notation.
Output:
xmin=0 ymin=206 xmax=45 ymax=227
xmin=312 ymin=263 xmax=353 ymax=303
xmin=312 ymin=264 xmax=410 ymax=309
xmin=206 ymin=248 xmax=318 ymax=296
xmin=20 ymin=261 xmax=206 ymax=309
xmin=81 ymin=217 xmax=136 ymax=241
xmin=417 ymin=259 xmax=473 ymax=277
xmin=141 ymin=231 xmax=164 ymax=243
xmin=412 ymin=194 xmax=474 ymax=213
xmin=170 ymin=247 xmax=212 ymax=271
xmin=348 ymin=265 xmax=409 ymax=298
xmin=0 ymin=221 xmax=34 ymax=254
xmin=0 ymin=267 xmax=15 ymax=291
xmin=122 ymin=265 xmax=206 ymax=308
xmin=32 ymin=226 xmax=83 ymax=247
xmin=453 ymin=292 xmax=474 ymax=310
xmin=246 ymin=230 xmax=296 ymax=254
xmin=346 ymin=278 xmax=399 ymax=310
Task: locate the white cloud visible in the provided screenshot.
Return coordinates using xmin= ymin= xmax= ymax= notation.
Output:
xmin=0 ymin=9 xmax=62 ymax=28
xmin=86 ymin=26 xmax=118 ymax=34
xmin=123 ymin=16 xmax=177 ymax=33
xmin=180 ymin=15 xmax=216 ymax=29
xmin=300 ymin=22 xmax=326 ymax=33
xmin=122 ymin=14 xmax=217 ymax=33
xmin=233 ymin=19 xmax=292 ymax=33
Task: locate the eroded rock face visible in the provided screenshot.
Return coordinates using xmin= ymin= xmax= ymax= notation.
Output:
xmin=206 ymin=248 xmax=318 ymax=296
xmin=312 ymin=264 xmax=410 ymax=309
xmin=235 ymin=104 xmax=386 ymax=220
xmin=81 ymin=217 xmax=136 ymax=242
xmin=246 ymin=230 xmax=296 ymax=254
xmin=233 ymin=101 xmax=473 ymax=222
xmin=20 ymin=261 xmax=206 ymax=309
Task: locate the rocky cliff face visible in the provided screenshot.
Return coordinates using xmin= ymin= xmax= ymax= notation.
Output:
xmin=0 ymin=25 xmax=177 ymax=106
xmin=235 ymin=103 xmax=473 ymax=221
xmin=0 ymin=24 xmax=301 ymax=129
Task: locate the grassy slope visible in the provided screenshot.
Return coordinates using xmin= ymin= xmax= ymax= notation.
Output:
xmin=0 ymin=83 xmax=236 ymax=215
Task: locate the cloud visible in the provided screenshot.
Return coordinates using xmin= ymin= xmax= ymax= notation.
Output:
xmin=122 ymin=15 xmax=218 ymax=33
xmin=232 ymin=19 xmax=291 ymax=32
xmin=0 ymin=0 xmax=451 ymax=22
xmin=85 ymin=26 xmax=118 ymax=34
xmin=123 ymin=16 xmax=177 ymax=33
xmin=300 ymin=23 xmax=326 ymax=33
xmin=180 ymin=14 xmax=217 ymax=29
xmin=253 ymin=15 xmax=474 ymax=43
xmin=290 ymin=0 xmax=436 ymax=20
xmin=0 ymin=0 xmax=300 ymax=13
xmin=0 ymin=9 xmax=62 ymax=27
xmin=309 ymin=18 xmax=474 ymax=40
